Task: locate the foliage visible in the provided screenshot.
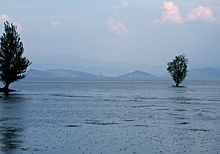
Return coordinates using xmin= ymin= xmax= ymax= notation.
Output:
xmin=167 ymin=54 xmax=188 ymax=87
xmin=0 ymin=21 xmax=31 ymax=91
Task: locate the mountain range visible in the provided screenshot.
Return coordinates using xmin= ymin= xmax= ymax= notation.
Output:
xmin=28 ymin=54 xmax=166 ymax=76
xmin=187 ymin=68 xmax=220 ymax=79
xmin=117 ymin=70 xmax=156 ymax=78
xmin=26 ymin=68 xmax=220 ymax=79
xmin=26 ymin=54 xmax=220 ymax=79
xmin=26 ymin=69 xmax=100 ymax=78
xmin=26 ymin=69 xmax=156 ymax=78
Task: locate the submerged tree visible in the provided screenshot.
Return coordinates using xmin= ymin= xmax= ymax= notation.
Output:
xmin=167 ymin=54 xmax=188 ymax=87
xmin=0 ymin=21 xmax=31 ymax=92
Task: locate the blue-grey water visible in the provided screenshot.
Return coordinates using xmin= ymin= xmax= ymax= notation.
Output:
xmin=0 ymin=78 xmax=220 ymax=154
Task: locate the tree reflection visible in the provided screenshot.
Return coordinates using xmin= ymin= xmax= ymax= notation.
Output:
xmin=0 ymin=94 xmax=25 ymax=154
xmin=0 ymin=125 xmax=24 ymax=153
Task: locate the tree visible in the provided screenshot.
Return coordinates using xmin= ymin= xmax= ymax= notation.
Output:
xmin=0 ymin=21 xmax=31 ymax=92
xmin=167 ymin=54 xmax=188 ymax=87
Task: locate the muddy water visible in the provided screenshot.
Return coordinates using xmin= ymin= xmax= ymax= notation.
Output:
xmin=0 ymin=78 xmax=220 ymax=154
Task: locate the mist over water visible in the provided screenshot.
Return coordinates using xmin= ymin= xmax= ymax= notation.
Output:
xmin=0 ymin=78 xmax=220 ymax=154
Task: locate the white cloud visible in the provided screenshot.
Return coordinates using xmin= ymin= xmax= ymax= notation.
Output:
xmin=154 ymin=2 xmax=216 ymax=25
xmin=121 ymin=1 xmax=129 ymax=8
xmin=106 ymin=17 xmax=129 ymax=35
xmin=155 ymin=1 xmax=183 ymax=24
xmin=51 ymin=20 xmax=62 ymax=27
xmin=0 ymin=14 xmax=11 ymax=22
xmin=0 ymin=14 xmax=22 ymax=32
xmin=186 ymin=6 xmax=215 ymax=22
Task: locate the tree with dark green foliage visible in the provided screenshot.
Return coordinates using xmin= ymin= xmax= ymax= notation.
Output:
xmin=167 ymin=54 xmax=188 ymax=87
xmin=0 ymin=21 xmax=31 ymax=92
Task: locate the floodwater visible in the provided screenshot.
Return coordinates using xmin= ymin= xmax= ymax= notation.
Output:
xmin=0 ymin=78 xmax=220 ymax=154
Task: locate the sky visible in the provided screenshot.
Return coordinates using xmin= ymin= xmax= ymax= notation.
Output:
xmin=0 ymin=0 xmax=220 ymax=67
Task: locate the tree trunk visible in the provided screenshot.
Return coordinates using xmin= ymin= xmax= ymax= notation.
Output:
xmin=4 ymin=82 xmax=10 ymax=92
xmin=176 ymin=82 xmax=179 ymax=87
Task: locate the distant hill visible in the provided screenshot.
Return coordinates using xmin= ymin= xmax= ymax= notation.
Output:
xmin=26 ymin=69 xmax=102 ymax=78
xmin=188 ymin=68 xmax=220 ymax=79
xmin=28 ymin=54 xmax=166 ymax=76
xmin=26 ymin=68 xmax=220 ymax=79
xmin=117 ymin=70 xmax=156 ymax=78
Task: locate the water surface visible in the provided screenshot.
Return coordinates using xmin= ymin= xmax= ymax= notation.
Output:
xmin=0 ymin=78 xmax=220 ymax=154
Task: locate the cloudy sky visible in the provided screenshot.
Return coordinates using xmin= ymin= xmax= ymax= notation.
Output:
xmin=0 ymin=0 xmax=220 ymax=67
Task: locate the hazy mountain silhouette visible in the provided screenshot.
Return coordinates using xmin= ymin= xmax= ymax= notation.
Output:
xmin=27 ymin=54 xmax=220 ymax=79
xmin=188 ymin=68 xmax=220 ymax=79
xmin=117 ymin=70 xmax=156 ymax=78
xmin=27 ymin=68 xmax=220 ymax=79
xmin=27 ymin=69 xmax=102 ymax=78
xmin=28 ymin=54 xmax=165 ymax=76
xmin=27 ymin=69 xmax=157 ymax=78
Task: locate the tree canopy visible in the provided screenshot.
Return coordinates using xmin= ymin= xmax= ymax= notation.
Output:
xmin=0 ymin=21 xmax=31 ymax=92
xmin=167 ymin=54 xmax=189 ymax=87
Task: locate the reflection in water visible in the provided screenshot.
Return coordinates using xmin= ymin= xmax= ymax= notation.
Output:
xmin=0 ymin=94 xmax=25 ymax=154
xmin=0 ymin=126 xmax=24 ymax=153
